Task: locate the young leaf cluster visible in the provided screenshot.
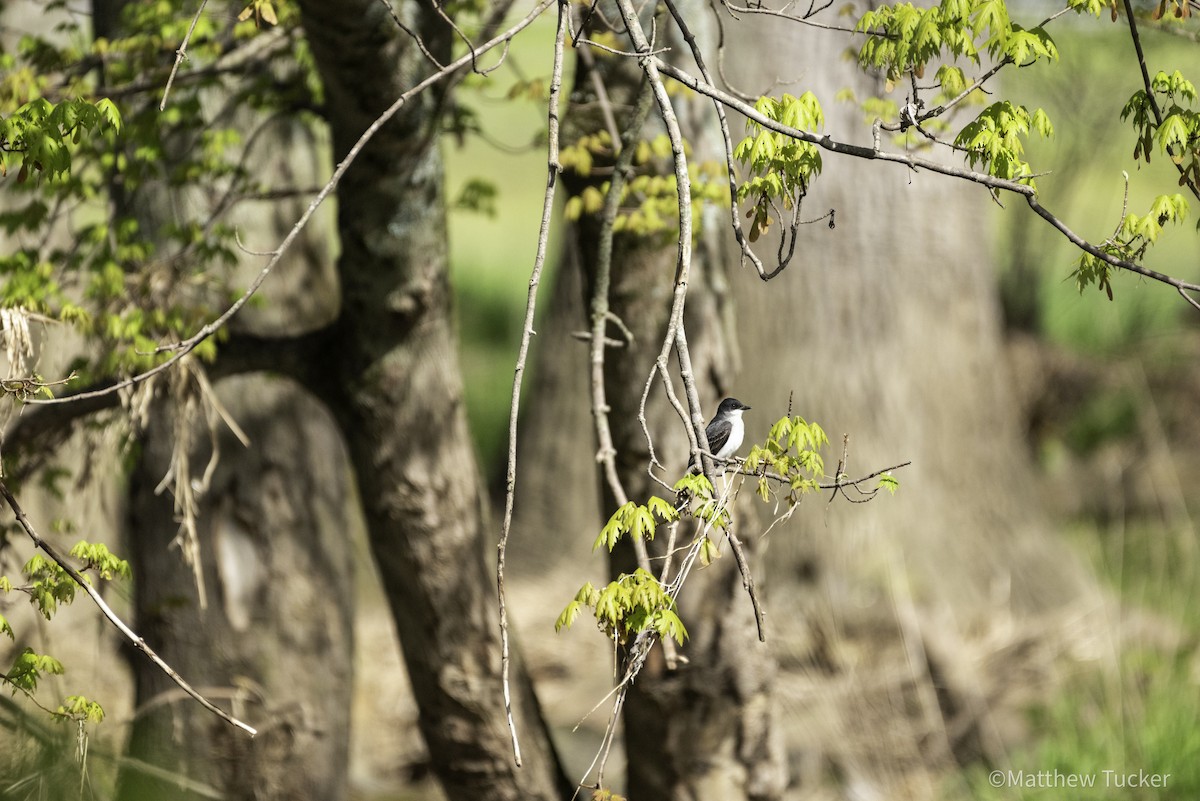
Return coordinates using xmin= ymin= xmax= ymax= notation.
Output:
xmin=0 ymin=97 xmax=122 ymax=182
xmin=2 ymin=649 xmax=105 ymax=724
xmin=562 ymin=131 xmax=728 ymax=238
xmin=0 ymin=538 xmax=130 ymax=725
xmin=1123 ymin=70 xmax=1200 ymax=193
xmin=856 ymin=0 xmax=1058 ymax=85
xmin=556 ymin=569 xmax=688 ymax=646
xmin=744 ymin=415 xmax=830 ymax=504
xmin=954 ymin=101 xmax=1053 ymax=184
xmin=672 ymin=473 xmax=730 ymax=529
xmin=1074 ymin=194 xmax=1190 ymax=298
xmin=593 ymin=496 xmax=679 ymax=552
xmin=733 ymin=92 xmax=824 ymax=241
xmin=4 ymin=647 xmax=64 ymax=693
xmin=853 ymin=0 xmax=1059 ymax=178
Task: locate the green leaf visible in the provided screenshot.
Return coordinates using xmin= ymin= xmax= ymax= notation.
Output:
xmin=555 ymin=600 xmax=582 ymax=632
xmin=878 ymin=474 xmax=900 ymax=495
xmin=647 ymin=495 xmax=680 ymax=522
xmin=651 ymin=609 xmax=689 ymax=645
xmin=1156 ymin=114 xmax=1191 ymax=154
xmin=59 ymin=695 xmax=105 ymax=723
xmin=630 ymin=506 xmax=656 ymax=542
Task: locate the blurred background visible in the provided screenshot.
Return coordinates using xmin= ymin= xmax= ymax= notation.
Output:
xmin=1 ymin=1 xmax=1198 ymax=800
xmin=443 ymin=10 xmax=1200 ymax=800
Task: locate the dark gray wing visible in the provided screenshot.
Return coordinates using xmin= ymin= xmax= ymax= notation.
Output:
xmin=705 ymin=418 xmax=733 ymax=458
xmin=689 ymin=417 xmax=732 ymax=470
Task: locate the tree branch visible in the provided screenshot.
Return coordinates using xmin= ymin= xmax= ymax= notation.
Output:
xmin=160 ymin=0 xmax=210 ymax=111
xmin=653 ymin=58 xmax=1200 ymax=299
xmin=1121 ymin=0 xmax=1200 ymax=201
xmin=496 ymin=0 xmax=568 ymax=768
xmin=0 ymin=480 xmax=257 ymax=736
xmin=660 ymin=0 xmax=767 ymax=278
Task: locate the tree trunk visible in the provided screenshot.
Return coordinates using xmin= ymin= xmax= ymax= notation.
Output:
xmin=121 ymin=375 xmax=355 ymax=801
xmin=515 ymin=5 xmax=1104 ymax=799
xmin=294 ymin=1 xmax=569 ymax=798
xmin=555 ymin=3 xmax=787 ymax=796
xmin=717 ymin=12 xmax=1100 ymax=795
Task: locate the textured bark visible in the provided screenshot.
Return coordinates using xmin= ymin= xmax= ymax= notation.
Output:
xmin=295 ymin=1 xmax=569 ymax=798
xmin=120 ymin=376 xmax=355 ymax=801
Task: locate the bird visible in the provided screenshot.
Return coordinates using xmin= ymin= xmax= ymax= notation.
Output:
xmin=688 ymin=397 xmax=751 ymax=472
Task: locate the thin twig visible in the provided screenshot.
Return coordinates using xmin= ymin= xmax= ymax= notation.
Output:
xmin=590 ymin=78 xmax=653 ymax=518
xmin=575 ymin=43 xmax=625 ymax=154
xmin=722 ymin=506 xmax=765 ymax=640
xmin=496 ymin=0 xmax=568 ymax=768
xmin=585 ymin=73 xmax=684 ymax=665
xmin=0 ymin=480 xmax=257 ymax=736
xmin=28 ymin=0 xmax=557 ymax=408
xmin=378 ymin=0 xmax=446 ymax=69
xmin=578 ymin=37 xmax=671 ymax=58
xmin=161 ymin=0 xmax=210 ymax=111
xmin=723 ymin=0 xmax=862 ymax=33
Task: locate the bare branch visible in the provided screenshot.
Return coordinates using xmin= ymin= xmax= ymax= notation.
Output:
xmin=378 ymin=0 xmax=446 ymax=69
xmin=0 ymin=480 xmax=257 ymax=736
xmin=496 ymin=0 xmax=568 ymax=768
xmin=723 ymin=0 xmax=862 ymax=34
xmin=161 ymin=0 xmax=209 ymax=111
xmin=589 ymin=78 xmax=654 ymax=513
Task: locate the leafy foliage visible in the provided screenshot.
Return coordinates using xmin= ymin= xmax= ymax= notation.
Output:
xmin=955 ymin=100 xmax=1054 ymax=184
xmin=563 ymin=412 xmax=895 ymax=653
xmin=0 ymin=0 xmax=315 ymax=386
xmin=1074 ymin=194 xmax=1190 ymax=298
xmin=561 ymin=131 xmax=728 ymax=238
xmin=856 ymin=0 xmax=1058 ymax=84
xmin=744 ymin=415 xmax=830 ymax=505
xmin=0 ymin=97 xmax=122 ymax=181
xmin=0 ymin=536 xmax=130 ymax=726
xmin=733 ymin=92 xmax=824 ymax=241
xmin=4 ymin=647 xmax=64 ymax=693
xmin=593 ymin=496 xmax=679 ymax=552
xmin=1123 ymin=70 xmax=1200 ymax=195
xmin=556 ymin=569 xmax=688 ymax=646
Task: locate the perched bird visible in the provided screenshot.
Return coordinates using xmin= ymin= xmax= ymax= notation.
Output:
xmin=688 ymin=397 xmax=751 ymax=472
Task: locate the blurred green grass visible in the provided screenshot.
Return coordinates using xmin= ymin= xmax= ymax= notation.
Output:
xmin=962 ymin=519 xmax=1200 ymax=801
xmin=443 ymin=12 xmax=563 ymax=474
xmin=964 ymin=21 xmax=1200 ymax=798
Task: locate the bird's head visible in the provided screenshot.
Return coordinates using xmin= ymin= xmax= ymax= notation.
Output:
xmin=718 ymin=397 xmax=751 ymax=417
